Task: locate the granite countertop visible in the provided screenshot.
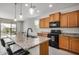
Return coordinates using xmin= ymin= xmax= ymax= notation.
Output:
xmin=15 ymin=33 xmax=49 ymax=50
xmin=61 ymin=33 xmax=79 ymax=37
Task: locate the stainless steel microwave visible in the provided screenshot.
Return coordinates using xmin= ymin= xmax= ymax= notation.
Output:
xmin=49 ymin=22 xmax=60 ymax=28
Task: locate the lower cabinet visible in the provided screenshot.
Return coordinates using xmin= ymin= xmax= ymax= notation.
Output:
xmin=70 ymin=37 xmax=79 ymax=53
xmin=40 ymin=41 xmax=49 ymax=55
xmin=59 ymin=35 xmax=69 ymax=50
xmin=59 ymin=35 xmax=79 ymax=54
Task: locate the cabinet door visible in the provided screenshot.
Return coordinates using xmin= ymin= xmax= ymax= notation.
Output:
xmin=39 ymin=20 xmax=42 ymax=28
xmin=39 ymin=19 xmax=43 ymax=28
xmin=49 ymin=14 xmax=54 ymax=22
xmin=77 ymin=11 xmax=79 ymax=27
xmin=60 ymin=14 xmax=68 ymax=27
xmin=53 ymin=12 xmax=60 ymax=21
xmin=44 ymin=17 xmax=49 ymax=28
xmin=39 ymin=19 xmax=45 ymax=28
xmin=70 ymin=37 xmax=79 ymax=53
xmin=40 ymin=41 xmax=49 ymax=55
xmin=59 ymin=35 xmax=69 ymax=50
xmin=40 ymin=17 xmax=49 ymax=28
xmin=68 ymin=12 xmax=77 ymax=27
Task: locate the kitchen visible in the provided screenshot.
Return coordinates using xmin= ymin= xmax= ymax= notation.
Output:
xmin=0 ymin=3 xmax=79 ymax=55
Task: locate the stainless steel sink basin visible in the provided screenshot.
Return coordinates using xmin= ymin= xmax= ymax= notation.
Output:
xmin=27 ymin=36 xmax=37 ymax=38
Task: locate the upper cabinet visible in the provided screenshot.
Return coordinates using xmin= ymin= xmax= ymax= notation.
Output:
xmin=53 ymin=12 xmax=61 ymax=22
xmin=60 ymin=13 xmax=68 ymax=27
xmin=44 ymin=17 xmax=49 ymax=28
xmin=68 ymin=12 xmax=77 ymax=27
xmin=77 ymin=11 xmax=79 ymax=27
xmin=60 ymin=10 xmax=79 ymax=28
xmin=39 ymin=12 xmax=61 ymax=28
xmin=49 ymin=14 xmax=54 ymax=22
xmin=49 ymin=12 xmax=61 ymax=22
xmin=40 ymin=18 xmax=44 ymax=28
xmin=40 ymin=10 xmax=79 ymax=28
xmin=39 ymin=17 xmax=49 ymax=28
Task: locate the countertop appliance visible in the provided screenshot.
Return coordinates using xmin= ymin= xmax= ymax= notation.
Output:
xmin=48 ymin=30 xmax=61 ymax=48
xmin=49 ymin=21 xmax=60 ymax=28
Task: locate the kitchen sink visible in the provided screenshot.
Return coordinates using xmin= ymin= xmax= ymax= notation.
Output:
xmin=28 ymin=36 xmax=37 ymax=38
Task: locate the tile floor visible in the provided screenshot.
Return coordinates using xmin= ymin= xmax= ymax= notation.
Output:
xmin=29 ymin=46 xmax=75 ymax=55
xmin=49 ymin=46 xmax=75 ymax=55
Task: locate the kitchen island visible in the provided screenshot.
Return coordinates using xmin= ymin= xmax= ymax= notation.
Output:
xmin=15 ymin=33 xmax=49 ymax=55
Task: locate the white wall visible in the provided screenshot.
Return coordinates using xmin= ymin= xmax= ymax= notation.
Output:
xmin=23 ymin=17 xmax=40 ymax=36
xmin=16 ymin=21 xmax=23 ymax=33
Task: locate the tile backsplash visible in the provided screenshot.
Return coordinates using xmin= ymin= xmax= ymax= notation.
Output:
xmin=61 ymin=28 xmax=79 ymax=34
xmin=39 ymin=28 xmax=79 ymax=34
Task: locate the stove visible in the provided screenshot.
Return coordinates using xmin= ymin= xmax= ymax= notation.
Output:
xmin=48 ymin=30 xmax=61 ymax=48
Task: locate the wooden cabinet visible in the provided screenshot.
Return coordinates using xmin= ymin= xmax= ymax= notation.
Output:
xmin=59 ymin=35 xmax=69 ymax=50
xmin=44 ymin=17 xmax=49 ymax=28
xmin=77 ymin=11 xmax=79 ymax=27
xmin=40 ymin=41 xmax=49 ymax=55
xmin=39 ymin=17 xmax=49 ymax=28
xmin=40 ymin=19 xmax=44 ymax=28
xmin=49 ymin=12 xmax=61 ymax=22
xmin=49 ymin=14 xmax=54 ymax=22
xmin=40 ymin=12 xmax=61 ymax=28
xmin=53 ymin=12 xmax=61 ymax=21
xmin=60 ymin=14 xmax=68 ymax=27
xmin=68 ymin=12 xmax=77 ymax=27
xmin=70 ymin=37 xmax=79 ymax=53
xmin=59 ymin=35 xmax=79 ymax=54
xmin=60 ymin=10 xmax=79 ymax=28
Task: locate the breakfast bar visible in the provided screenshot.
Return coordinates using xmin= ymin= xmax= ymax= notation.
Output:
xmin=15 ymin=33 xmax=49 ymax=55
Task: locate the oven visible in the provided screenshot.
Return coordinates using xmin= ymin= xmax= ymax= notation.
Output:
xmin=48 ymin=30 xmax=61 ymax=49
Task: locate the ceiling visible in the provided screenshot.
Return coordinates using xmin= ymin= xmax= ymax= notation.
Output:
xmin=0 ymin=3 xmax=79 ymax=21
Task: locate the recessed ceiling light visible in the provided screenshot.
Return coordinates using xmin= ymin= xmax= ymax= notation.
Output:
xmin=37 ymin=10 xmax=40 ymax=13
xmin=49 ymin=4 xmax=53 ymax=8
xmin=25 ymin=4 xmax=28 ymax=7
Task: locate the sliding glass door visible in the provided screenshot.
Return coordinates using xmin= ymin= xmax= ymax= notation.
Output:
xmin=1 ymin=23 xmax=11 ymax=38
xmin=0 ymin=23 xmax=16 ymax=40
xmin=11 ymin=24 xmax=16 ymax=40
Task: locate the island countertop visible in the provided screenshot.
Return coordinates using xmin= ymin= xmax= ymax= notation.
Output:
xmin=15 ymin=33 xmax=49 ymax=50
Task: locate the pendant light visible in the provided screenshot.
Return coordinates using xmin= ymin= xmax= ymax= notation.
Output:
xmin=14 ymin=3 xmax=17 ymax=21
xmin=29 ymin=3 xmax=34 ymax=15
xmin=19 ymin=3 xmax=23 ymax=19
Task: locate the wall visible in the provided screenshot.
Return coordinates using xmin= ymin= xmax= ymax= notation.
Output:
xmin=23 ymin=17 xmax=40 ymax=36
xmin=16 ymin=21 xmax=23 ymax=33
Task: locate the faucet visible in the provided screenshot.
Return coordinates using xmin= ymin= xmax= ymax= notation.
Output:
xmin=27 ymin=28 xmax=33 ymax=37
